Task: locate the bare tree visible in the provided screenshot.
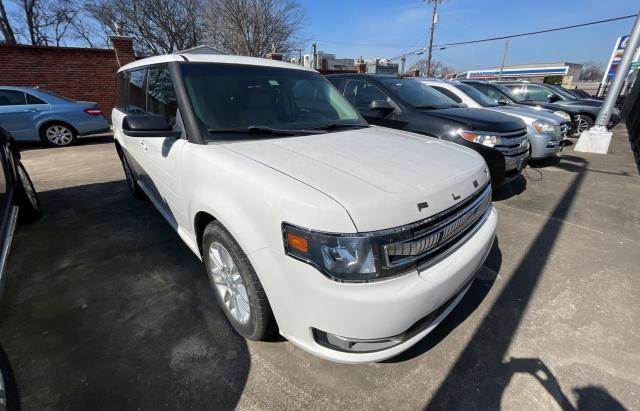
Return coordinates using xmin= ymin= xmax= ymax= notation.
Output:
xmin=410 ymin=59 xmax=454 ymax=78
xmin=20 ymin=0 xmax=77 ymax=46
xmin=204 ymin=0 xmax=304 ymax=57
xmin=579 ymin=62 xmax=605 ymax=81
xmin=0 ymin=0 xmax=16 ymax=44
xmin=86 ymin=0 xmax=205 ymax=55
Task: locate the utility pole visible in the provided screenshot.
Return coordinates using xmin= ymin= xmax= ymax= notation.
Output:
xmin=498 ymin=39 xmax=509 ymax=80
xmin=576 ymin=10 xmax=640 ymax=154
xmin=426 ymin=0 xmax=440 ymax=77
xmin=312 ymin=42 xmax=318 ymax=70
xmin=400 ymin=54 xmax=406 ymax=75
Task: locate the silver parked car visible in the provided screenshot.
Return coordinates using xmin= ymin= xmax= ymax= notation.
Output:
xmin=0 ymin=86 xmax=109 ymax=147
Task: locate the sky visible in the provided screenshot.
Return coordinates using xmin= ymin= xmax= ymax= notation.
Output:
xmin=297 ymin=0 xmax=639 ymax=72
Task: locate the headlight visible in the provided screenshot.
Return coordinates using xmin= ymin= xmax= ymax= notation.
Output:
xmin=457 ymin=129 xmax=502 ymax=147
xmin=283 ymin=223 xmax=378 ymax=282
xmin=532 ymin=120 xmax=555 ymax=134
xmin=553 ymin=110 xmax=571 ymax=122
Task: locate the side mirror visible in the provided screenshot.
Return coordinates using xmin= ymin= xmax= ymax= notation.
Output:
xmin=122 ymin=115 xmax=182 ymax=138
xmin=497 ymin=98 xmax=509 ymax=106
xmin=369 ymin=99 xmax=394 ymax=114
xmin=548 ymin=94 xmax=561 ymax=103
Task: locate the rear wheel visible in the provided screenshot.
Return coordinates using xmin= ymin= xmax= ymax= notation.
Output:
xmin=202 ymin=221 xmax=275 ymax=340
xmin=118 ymin=150 xmax=145 ymax=199
xmin=15 ymin=160 xmax=42 ymax=223
xmin=574 ymin=114 xmax=593 ymax=135
xmin=40 ymin=123 xmax=77 ymax=147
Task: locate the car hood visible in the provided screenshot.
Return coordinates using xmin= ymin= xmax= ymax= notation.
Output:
xmin=221 ymin=126 xmax=490 ymax=232
xmin=427 ymin=107 xmax=525 ymax=132
xmin=561 ymin=99 xmax=602 ymax=108
xmin=489 ymin=105 xmax=564 ymax=125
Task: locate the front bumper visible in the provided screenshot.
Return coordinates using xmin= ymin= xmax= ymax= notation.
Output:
xmin=248 ymin=207 xmax=498 ymax=363
xmin=529 ymin=132 xmax=562 ymax=159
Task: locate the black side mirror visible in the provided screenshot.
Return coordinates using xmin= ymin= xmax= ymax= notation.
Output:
xmin=497 ymin=98 xmax=509 ymax=106
xmin=122 ymin=115 xmax=182 ymax=138
xmin=548 ymin=94 xmax=561 ymax=103
xmin=369 ymin=100 xmax=394 ymax=114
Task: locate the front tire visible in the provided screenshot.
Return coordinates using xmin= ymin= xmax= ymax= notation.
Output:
xmin=574 ymin=114 xmax=594 ymax=135
xmin=202 ymin=221 xmax=275 ymax=340
xmin=40 ymin=123 xmax=77 ymax=147
xmin=15 ymin=160 xmax=42 ymax=223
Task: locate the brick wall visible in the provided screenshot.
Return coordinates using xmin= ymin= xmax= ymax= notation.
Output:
xmin=0 ymin=37 xmax=135 ymax=121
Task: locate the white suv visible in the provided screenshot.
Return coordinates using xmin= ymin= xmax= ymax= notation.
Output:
xmin=112 ymin=53 xmax=497 ymax=363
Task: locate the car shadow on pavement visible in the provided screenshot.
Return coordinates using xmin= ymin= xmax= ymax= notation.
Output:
xmin=15 ymin=134 xmax=114 ymax=152
xmin=492 ymin=175 xmax=527 ymax=202
xmin=423 ymin=156 xmax=626 ymax=409
xmin=0 ymin=179 xmax=250 ymax=409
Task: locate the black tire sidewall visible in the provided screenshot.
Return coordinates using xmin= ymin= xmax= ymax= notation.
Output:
xmin=202 ymin=222 xmax=272 ymax=340
xmin=15 ymin=160 xmax=42 ymax=223
xmin=118 ymin=150 xmax=145 ymax=199
xmin=40 ymin=123 xmax=77 ymax=147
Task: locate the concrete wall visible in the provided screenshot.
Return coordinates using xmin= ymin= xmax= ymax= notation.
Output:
xmin=0 ymin=37 xmax=135 ymax=121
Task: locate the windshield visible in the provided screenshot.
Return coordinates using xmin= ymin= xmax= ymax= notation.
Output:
xmin=180 ymin=63 xmax=365 ymax=139
xmin=378 ymin=77 xmax=459 ymax=109
xmin=548 ymin=85 xmax=577 ymax=100
xmin=494 ymin=84 xmax=525 ymax=103
xmin=455 ymin=83 xmax=498 ymax=107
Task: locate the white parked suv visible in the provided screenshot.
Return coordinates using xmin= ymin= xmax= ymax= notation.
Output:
xmin=112 ymin=53 xmax=498 ymax=363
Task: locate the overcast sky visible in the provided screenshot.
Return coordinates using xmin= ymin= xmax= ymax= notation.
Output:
xmin=298 ymin=0 xmax=639 ymax=71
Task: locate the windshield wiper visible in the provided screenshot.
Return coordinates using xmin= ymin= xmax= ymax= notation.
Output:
xmin=207 ymin=126 xmax=326 ymax=136
xmin=311 ymin=122 xmax=369 ymax=131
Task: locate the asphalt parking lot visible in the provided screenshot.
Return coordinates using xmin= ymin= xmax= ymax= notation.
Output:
xmin=0 ymin=128 xmax=638 ymax=410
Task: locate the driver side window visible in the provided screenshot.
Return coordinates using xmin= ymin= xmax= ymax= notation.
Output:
xmin=343 ymin=80 xmax=388 ymax=110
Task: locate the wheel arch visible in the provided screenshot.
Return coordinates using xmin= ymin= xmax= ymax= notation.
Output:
xmin=38 ymin=119 xmax=78 ymax=137
xmin=194 ymin=211 xmax=217 ymax=258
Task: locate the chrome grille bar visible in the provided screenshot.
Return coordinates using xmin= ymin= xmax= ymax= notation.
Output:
xmin=384 ymin=186 xmax=492 ymax=267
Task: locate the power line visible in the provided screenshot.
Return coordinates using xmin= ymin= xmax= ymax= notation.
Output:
xmin=312 ymin=39 xmax=418 ymax=48
xmin=390 ymin=14 xmax=637 ymax=60
xmin=434 ymin=14 xmax=636 ymax=48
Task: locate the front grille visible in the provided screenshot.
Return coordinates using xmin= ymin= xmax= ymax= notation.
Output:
xmin=493 ymin=128 xmax=529 ymax=156
xmin=383 ymin=184 xmax=492 ymax=268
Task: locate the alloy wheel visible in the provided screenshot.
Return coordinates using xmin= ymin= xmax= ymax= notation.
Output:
xmin=208 ymin=242 xmax=251 ymax=324
xmin=45 ymin=125 xmax=73 ymax=146
xmin=575 ymin=116 xmax=589 ymax=135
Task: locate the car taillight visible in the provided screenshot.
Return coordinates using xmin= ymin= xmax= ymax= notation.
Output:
xmin=83 ymin=108 xmax=103 ymax=116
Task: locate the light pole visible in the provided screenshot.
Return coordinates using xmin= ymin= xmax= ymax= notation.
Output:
xmin=576 ymin=10 xmax=640 ymax=154
xmin=498 ymin=39 xmax=509 ymax=80
xmin=425 ymin=0 xmax=440 ymax=77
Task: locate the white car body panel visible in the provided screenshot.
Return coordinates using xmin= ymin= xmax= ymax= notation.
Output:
xmin=112 ymin=54 xmax=497 ymax=363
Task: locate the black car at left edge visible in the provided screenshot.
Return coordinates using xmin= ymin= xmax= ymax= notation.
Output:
xmin=327 ymin=74 xmax=530 ymax=186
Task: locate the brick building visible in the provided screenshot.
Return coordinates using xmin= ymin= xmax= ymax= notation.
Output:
xmin=0 ymin=36 xmax=136 ymax=121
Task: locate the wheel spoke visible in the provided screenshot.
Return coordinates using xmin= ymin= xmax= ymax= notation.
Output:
xmin=207 ymin=241 xmax=251 ymax=325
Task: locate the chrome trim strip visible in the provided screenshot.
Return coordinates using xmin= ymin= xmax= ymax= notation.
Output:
xmin=0 ymin=206 xmax=19 ymax=297
xmin=384 ymin=187 xmax=492 ymax=267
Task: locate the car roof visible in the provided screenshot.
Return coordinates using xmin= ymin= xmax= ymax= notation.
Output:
xmin=0 ymin=86 xmax=39 ymax=92
xmin=118 ymin=53 xmax=316 ymax=73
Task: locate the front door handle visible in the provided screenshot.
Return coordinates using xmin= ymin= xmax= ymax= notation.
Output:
xmin=140 ymin=141 xmax=148 ymax=151
xmin=23 ymin=109 xmax=37 ymax=113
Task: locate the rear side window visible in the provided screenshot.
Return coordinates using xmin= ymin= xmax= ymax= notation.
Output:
xmin=0 ymin=90 xmax=26 ymax=106
xmin=25 ymin=93 xmax=46 ymax=104
xmin=126 ymin=69 xmax=146 ymax=114
xmin=115 ymin=71 xmax=128 ymax=110
xmin=147 ymin=65 xmax=178 ymax=124
xmin=431 ymin=86 xmax=463 ymax=103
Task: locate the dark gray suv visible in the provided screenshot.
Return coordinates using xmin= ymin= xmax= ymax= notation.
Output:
xmin=498 ymin=81 xmax=620 ymax=135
